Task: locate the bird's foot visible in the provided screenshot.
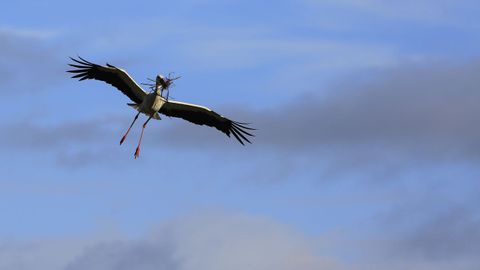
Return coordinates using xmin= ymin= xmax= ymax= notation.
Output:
xmin=120 ymin=134 xmax=128 ymax=145
xmin=134 ymin=147 xmax=140 ymax=159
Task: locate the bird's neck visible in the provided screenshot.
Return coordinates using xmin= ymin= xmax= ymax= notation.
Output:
xmin=154 ymin=85 xmax=162 ymax=95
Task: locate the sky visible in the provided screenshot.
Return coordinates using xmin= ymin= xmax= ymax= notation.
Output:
xmin=1 ymin=0 xmax=480 ymax=269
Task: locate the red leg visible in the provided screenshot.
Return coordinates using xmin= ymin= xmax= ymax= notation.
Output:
xmin=120 ymin=112 xmax=140 ymax=145
xmin=134 ymin=115 xmax=153 ymax=159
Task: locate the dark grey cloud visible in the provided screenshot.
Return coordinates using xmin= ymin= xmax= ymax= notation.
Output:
xmin=337 ymin=179 xmax=480 ymax=270
xmin=65 ymin=214 xmax=340 ymax=270
xmin=398 ymin=206 xmax=480 ymax=261
xmin=65 ymin=240 xmax=178 ymax=270
xmin=0 ymin=117 xmax=119 ymax=151
xmin=349 ymin=205 xmax=480 ymax=270
xmin=0 ymin=116 xmax=128 ymax=168
xmin=157 ymin=60 xmax=480 ymax=163
xmin=263 ymin=60 xmax=480 ymax=155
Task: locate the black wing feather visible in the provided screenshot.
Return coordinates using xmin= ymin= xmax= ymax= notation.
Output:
xmin=67 ymin=56 xmax=146 ymax=104
xmin=160 ymin=101 xmax=254 ymax=145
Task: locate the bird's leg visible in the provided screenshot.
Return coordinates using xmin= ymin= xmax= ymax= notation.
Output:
xmin=120 ymin=112 xmax=140 ymax=145
xmin=134 ymin=115 xmax=153 ymax=159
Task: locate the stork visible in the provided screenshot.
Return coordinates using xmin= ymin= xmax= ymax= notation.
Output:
xmin=67 ymin=57 xmax=254 ymax=158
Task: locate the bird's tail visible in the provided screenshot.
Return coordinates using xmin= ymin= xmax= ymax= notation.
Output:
xmin=127 ymin=103 xmax=140 ymax=110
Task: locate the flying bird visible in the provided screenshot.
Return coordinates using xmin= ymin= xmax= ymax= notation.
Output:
xmin=67 ymin=57 xmax=254 ymax=158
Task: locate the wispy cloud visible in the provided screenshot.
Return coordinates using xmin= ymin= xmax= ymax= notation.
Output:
xmin=304 ymin=0 xmax=480 ymax=25
xmin=182 ymin=37 xmax=397 ymax=70
xmin=0 ymin=25 xmax=64 ymax=94
xmin=0 ymin=26 xmax=58 ymax=39
xmin=0 ymin=117 xmax=119 ymax=151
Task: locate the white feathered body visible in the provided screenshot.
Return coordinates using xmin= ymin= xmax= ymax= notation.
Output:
xmin=128 ymin=92 xmax=165 ymax=120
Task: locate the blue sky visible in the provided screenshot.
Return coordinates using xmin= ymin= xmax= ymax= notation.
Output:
xmin=1 ymin=1 xmax=480 ymax=269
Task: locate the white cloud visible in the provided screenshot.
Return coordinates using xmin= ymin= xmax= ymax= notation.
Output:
xmin=0 ymin=25 xmax=58 ymax=39
xmin=0 ymin=212 xmax=341 ymax=270
xmin=1 ymin=209 xmax=479 ymax=270
xmin=304 ymin=0 xmax=479 ymax=25
xmin=66 ymin=212 xmax=340 ymax=270
xmin=187 ymin=38 xmax=396 ymax=70
xmin=0 ymin=26 xmax=64 ymax=94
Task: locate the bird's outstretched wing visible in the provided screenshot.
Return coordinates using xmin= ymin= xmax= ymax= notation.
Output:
xmin=160 ymin=100 xmax=255 ymax=145
xmin=67 ymin=56 xmax=146 ymax=104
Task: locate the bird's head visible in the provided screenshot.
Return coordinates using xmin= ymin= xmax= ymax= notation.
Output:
xmin=155 ymin=75 xmax=166 ymax=88
xmin=156 ymin=73 xmax=181 ymax=89
xmin=155 ymin=73 xmax=181 ymax=95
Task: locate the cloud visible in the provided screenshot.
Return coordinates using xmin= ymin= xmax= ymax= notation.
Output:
xmin=0 ymin=231 xmax=119 ymax=270
xmin=2 ymin=209 xmax=479 ymax=270
xmin=0 ymin=115 xmax=131 ymax=168
xmin=398 ymin=207 xmax=480 ymax=261
xmin=0 ymin=26 xmax=58 ymax=39
xmin=183 ymin=37 xmax=397 ymax=70
xmin=0 ymin=26 xmax=64 ymax=94
xmin=65 ymin=240 xmax=178 ymax=270
xmin=65 ymin=213 xmax=337 ymax=270
xmin=0 ymin=213 xmax=342 ymax=270
xmin=0 ymin=117 xmax=119 ymax=151
xmin=156 ymin=60 xmax=480 ymax=162
xmin=304 ymin=0 xmax=480 ymax=25
xmin=67 ymin=17 xmax=398 ymax=77
xmin=348 ymin=203 xmax=480 ymax=270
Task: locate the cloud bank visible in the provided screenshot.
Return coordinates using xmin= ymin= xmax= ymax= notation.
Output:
xmin=156 ymin=60 xmax=480 ymax=165
xmin=0 ymin=213 xmax=341 ymax=270
xmin=2 ymin=210 xmax=479 ymax=270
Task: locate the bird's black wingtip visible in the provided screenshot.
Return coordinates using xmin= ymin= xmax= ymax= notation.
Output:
xmin=230 ymin=121 xmax=254 ymax=145
xmin=233 ymin=121 xmax=257 ymax=131
xmin=76 ymin=55 xmax=94 ymax=64
xmin=68 ymin=55 xmax=95 ymax=67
